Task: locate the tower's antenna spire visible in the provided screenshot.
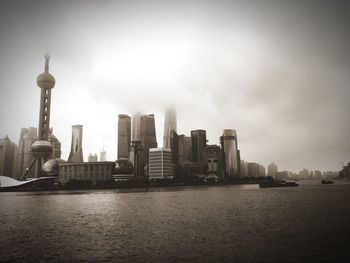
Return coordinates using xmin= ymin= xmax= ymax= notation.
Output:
xmin=44 ymin=52 xmax=50 ymax=73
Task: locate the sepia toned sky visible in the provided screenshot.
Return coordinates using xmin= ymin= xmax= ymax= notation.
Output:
xmin=0 ymin=0 xmax=349 ymax=172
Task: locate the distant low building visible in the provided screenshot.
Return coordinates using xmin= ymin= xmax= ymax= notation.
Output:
xmin=267 ymin=163 xmax=278 ymax=178
xmin=88 ymin=153 xmax=98 ymax=162
xmin=276 ymin=171 xmax=289 ymax=180
xmin=58 ymin=162 xmax=115 ymax=185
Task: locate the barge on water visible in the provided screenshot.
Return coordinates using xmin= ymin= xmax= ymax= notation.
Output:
xmin=259 ymin=180 xmax=298 ymax=188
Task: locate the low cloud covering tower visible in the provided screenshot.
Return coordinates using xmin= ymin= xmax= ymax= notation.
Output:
xmin=68 ymin=125 xmax=84 ymax=162
xmin=163 ymin=108 xmax=177 ymax=149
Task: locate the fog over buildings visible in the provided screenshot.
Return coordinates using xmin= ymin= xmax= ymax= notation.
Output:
xmin=0 ymin=0 xmax=350 ymax=172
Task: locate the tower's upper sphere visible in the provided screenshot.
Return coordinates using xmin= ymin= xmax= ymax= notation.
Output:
xmin=37 ymin=54 xmax=55 ymax=89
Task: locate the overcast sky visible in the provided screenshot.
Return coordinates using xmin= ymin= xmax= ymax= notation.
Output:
xmin=0 ymin=0 xmax=349 ymax=172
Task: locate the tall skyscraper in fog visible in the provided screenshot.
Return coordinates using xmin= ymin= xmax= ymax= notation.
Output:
xmin=130 ymin=113 xmax=157 ymax=177
xmin=17 ymin=127 xmax=37 ymax=178
xmin=68 ymin=125 xmax=84 ymax=162
xmin=118 ymin=114 xmax=131 ymax=159
xmin=100 ymin=146 xmax=106 ymax=162
xmin=140 ymin=114 xmax=157 ymax=165
xmin=221 ymin=129 xmax=239 ymax=177
xmin=131 ymin=112 xmax=142 ymax=142
xmin=0 ymin=136 xmax=18 ymax=178
xmin=191 ymin=130 xmax=207 ymax=163
xmin=163 ymin=108 xmax=177 ymax=149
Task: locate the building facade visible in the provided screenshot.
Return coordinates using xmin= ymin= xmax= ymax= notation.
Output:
xmin=100 ymin=148 xmax=106 ymax=162
xmin=163 ymin=108 xmax=177 ymax=149
xmin=68 ymin=125 xmax=84 ymax=162
xmin=149 ymin=148 xmax=173 ymax=180
xmin=221 ymin=129 xmax=239 ymax=178
xmin=59 ymin=162 xmax=114 ymax=185
xmin=205 ymin=144 xmax=224 ymax=178
xmin=88 ymin=153 xmax=98 ymax=162
xmin=191 ymin=130 xmax=207 ymax=163
xmin=48 ymin=128 xmax=61 ymax=159
xmin=0 ymin=136 xmax=18 ymax=178
xmin=17 ymin=127 xmax=38 ymax=179
xmin=178 ymin=135 xmax=192 ymax=164
xmin=267 ymin=163 xmax=278 ymax=178
xmin=117 ymin=114 xmax=131 ymax=159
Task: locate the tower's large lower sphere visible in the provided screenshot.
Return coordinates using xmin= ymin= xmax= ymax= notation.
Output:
xmin=31 ymin=140 xmax=53 ymax=158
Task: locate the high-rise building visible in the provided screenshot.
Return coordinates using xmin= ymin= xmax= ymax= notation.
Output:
xmin=178 ymin=135 xmax=192 ymax=163
xmin=131 ymin=112 xmax=142 ymax=142
xmin=170 ymin=130 xmax=179 ymax=164
xmin=205 ymin=144 xmax=224 ymax=178
xmin=259 ymin=164 xmax=266 ymax=177
xmin=247 ymin=162 xmax=259 ymax=177
xmin=140 ymin=114 xmax=157 ymax=161
xmin=48 ymin=128 xmax=61 ymax=159
xmin=17 ymin=127 xmax=38 ymax=179
xmin=130 ymin=113 xmax=157 ymax=179
xmin=0 ymin=136 xmax=18 ymax=178
xmin=191 ymin=129 xmax=207 ymax=163
xmin=221 ymin=129 xmax=239 ymax=178
xmin=117 ymin=114 xmax=131 ymax=159
xmin=88 ymin=153 xmax=98 ymax=162
xmin=267 ymin=163 xmax=278 ymax=178
xmin=100 ymin=147 xmax=107 ymax=162
xmin=149 ymin=148 xmax=173 ymax=180
xmin=163 ymin=108 xmax=177 ymax=149
xmin=68 ymin=125 xmax=84 ymax=162
xmin=240 ymin=160 xmax=248 ymax=178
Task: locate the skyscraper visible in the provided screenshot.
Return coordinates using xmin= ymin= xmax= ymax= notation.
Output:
xmin=131 ymin=112 xmax=142 ymax=142
xmin=191 ymin=129 xmax=207 ymax=163
xmin=140 ymin=114 xmax=157 ymax=167
xmin=48 ymin=128 xmax=61 ymax=159
xmin=100 ymin=146 xmax=106 ymax=162
xmin=221 ymin=129 xmax=239 ymax=178
xmin=117 ymin=114 xmax=131 ymax=159
xmin=169 ymin=130 xmax=178 ymax=164
xmin=178 ymin=135 xmax=192 ymax=163
xmin=0 ymin=136 xmax=18 ymax=178
xmin=130 ymin=113 xmax=157 ymax=178
xmin=267 ymin=163 xmax=278 ymax=178
xmin=17 ymin=127 xmax=37 ymax=178
xmin=68 ymin=125 xmax=84 ymax=162
xmin=163 ymin=108 xmax=177 ymax=149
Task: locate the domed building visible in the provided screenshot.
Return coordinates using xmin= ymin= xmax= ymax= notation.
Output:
xmin=42 ymin=158 xmax=65 ymax=176
xmin=114 ymin=158 xmax=134 ymax=174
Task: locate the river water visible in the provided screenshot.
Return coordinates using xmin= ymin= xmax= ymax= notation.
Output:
xmin=1 ymin=181 xmax=350 ymax=262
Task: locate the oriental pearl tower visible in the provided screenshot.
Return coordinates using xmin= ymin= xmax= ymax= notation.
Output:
xmin=30 ymin=54 xmax=56 ymax=178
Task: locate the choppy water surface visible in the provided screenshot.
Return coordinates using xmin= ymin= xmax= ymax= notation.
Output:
xmin=1 ymin=181 xmax=350 ymax=262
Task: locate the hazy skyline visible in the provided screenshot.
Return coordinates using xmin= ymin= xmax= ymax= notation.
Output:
xmin=0 ymin=0 xmax=350 ymax=172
